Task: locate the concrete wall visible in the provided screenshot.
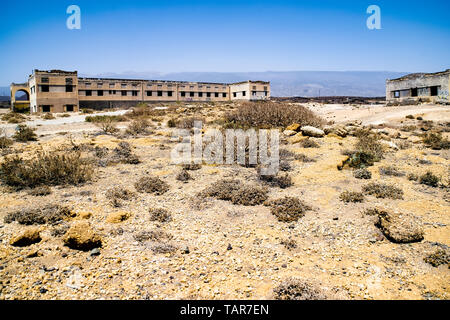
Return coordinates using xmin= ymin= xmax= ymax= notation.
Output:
xmin=14 ymin=70 xmax=271 ymax=113
xmin=386 ymin=70 xmax=450 ymax=103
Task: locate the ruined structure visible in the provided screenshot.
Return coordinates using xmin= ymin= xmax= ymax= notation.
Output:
xmin=386 ymin=69 xmax=450 ymax=104
xmin=10 ymin=70 xmax=271 ymax=113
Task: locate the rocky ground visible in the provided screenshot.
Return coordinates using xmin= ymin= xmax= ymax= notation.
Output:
xmin=0 ymin=102 xmax=448 ymax=300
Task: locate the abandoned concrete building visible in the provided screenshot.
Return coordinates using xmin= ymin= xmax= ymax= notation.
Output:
xmin=10 ymin=70 xmax=271 ymax=113
xmin=386 ymin=69 xmax=450 ymax=104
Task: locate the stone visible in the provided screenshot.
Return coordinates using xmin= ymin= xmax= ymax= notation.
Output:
xmin=90 ymin=248 xmax=101 ymax=256
xmin=64 ymin=222 xmax=102 ymax=251
xmin=227 ymin=244 xmax=233 ymax=250
xmin=286 ymin=123 xmax=301 ymax=132
xmin=283 ymin=130 xmax=297 ymax=137
xmin=376 ymin=211 xmax=424 ymax=243
xmin=288 ymin=133 xmax=308 ymax=144
xmin=106 ymin=211 xmax=131 ymax=223
xmin=381 ymin=140 xmax=399 ymax=150
xmin=10 ymin=228 xmax=41 ymax=247
xmin=301 ymin=126 xmax=325 ymax=138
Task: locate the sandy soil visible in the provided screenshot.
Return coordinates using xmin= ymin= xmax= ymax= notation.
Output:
xmin=0 ymin=102 xmax=448 ymax=300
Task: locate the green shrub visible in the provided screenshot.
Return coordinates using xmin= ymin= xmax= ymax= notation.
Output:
xmin=0 ymin=151 xmax=94 ymax=190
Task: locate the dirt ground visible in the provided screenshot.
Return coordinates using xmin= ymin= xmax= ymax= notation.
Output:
xmin=0 ymin=102 xmax=448 ymax=300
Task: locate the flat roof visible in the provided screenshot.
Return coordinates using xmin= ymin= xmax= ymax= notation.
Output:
xmin=388 ymin=69 xmax=450 ymax=82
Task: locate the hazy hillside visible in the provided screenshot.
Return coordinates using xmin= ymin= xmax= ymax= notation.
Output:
xmin=2 ymin=71 xmax=409 ymax=98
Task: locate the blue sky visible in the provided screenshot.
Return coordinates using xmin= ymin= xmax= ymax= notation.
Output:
xmin=0 ymin=0 xmax=449 ymax=85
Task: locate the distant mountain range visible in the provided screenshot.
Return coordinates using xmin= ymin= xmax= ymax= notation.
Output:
xmin=1 ymin=71 xmax=409 ymax=97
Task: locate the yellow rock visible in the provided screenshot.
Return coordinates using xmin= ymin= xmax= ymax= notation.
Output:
xmin=286 ymin=123 xmax=301 ymax=132
xmin=77 ymin=211 xmax=92 ymax=219
xmin=106 ymin=211 xmax=131 ymax=223
xmin=64 ymin=221 xmax=102 ymax=251
xmin=10 ymin=227 xmax=42 ymax=247
xmin=288 ymin=133 xmax=308 ymax=144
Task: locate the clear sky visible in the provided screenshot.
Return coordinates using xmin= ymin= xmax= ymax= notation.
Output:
xmin=0 ymin=0 xmax=449 ymax=85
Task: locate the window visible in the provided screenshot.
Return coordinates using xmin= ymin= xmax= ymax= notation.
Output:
xmin=198 ymin=92 xmax=203 ymax=98
xmin=42 ymin=105 xmax=51 ymax=112
xmin=98 ymin=90 xmax=103 ymax=96
xmin=97 ymin=82 xmax=103 ymax=88
xmin=66 ymin=78 xmax=73 ymax=84
xmin=108 ymin=90 xmax=116 ymax=95
xmin=109 ymin=83 xmax=115 ymax=88
xmin=147 ymin=91 xmax=152 ymax=96
xmin=66 ymin=85 xmax=73 ymax=92
xmin=223 ymin=93 xmax=227 ymax=98
xmin=411 ymin=88 xmax=418 ymax=97
xmin=190 ymin=92 xmax=195 ymax=97
xmin=393 ymin=91 xmax=400 ymax=98
xmin=158 ymin=91 xmax=163 ymax=97
xmin=207 ymin=92 xmax=211 ymax=98
xmin=121 ymin=83 xmax=127 ymax=88
xmin=41 ymin=77 xmax=49 ymax=83
xmin=85 ymin=82 xmax=91 ymax=87
xmin=264 ymin=91 xmax=268 ymax=97
xmin=253 ymin=86 xmax=256 ymax=90
xmin=181 ymin=91 xmax=186 ymax=97
xmin=430 ymin=86 xmax=439 ymax=96
xmin=122 ymin=91 xmax=127 ymax=96
xmin=168 ymin=91 xmax=173 ymax=97
xmin=66 ymin=105 xmax=74 ymax=112
xmin=41 ymin=85 xmax=49 ymax=92
xmin=233 ymin=92 xmax=237 ymax=98
xmin=252 ymin=91 xmax=257 ymax=95
xmin=215 ymin=93 xmax=219 ymax=98
xmin=264 ymin=86 xmax=268 ymax=91
xmin=242 ymin=91 xmax=246 ymax=96
xmin=132 ymin=91 xmax=138 ymax=97
xmin=86 ymin=90 xmax=92 ymax=96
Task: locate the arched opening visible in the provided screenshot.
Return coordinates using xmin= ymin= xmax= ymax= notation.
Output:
xmin=14 ymin=89 xmax=29 ymax=101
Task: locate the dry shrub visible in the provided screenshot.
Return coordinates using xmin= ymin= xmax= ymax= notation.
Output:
xmin=407 ymin=173 xmax=419 ymax=181
xmin=86 ymin=116 xmax=121 ymax=134
xmin=0 ymin=128 xmax=13 ymax=149
xmin=354 ymin=168 xmax=372 ymax=179
xmin=134 ymin=230 xmax=172 ymax=242
xmin=125 ymin=119 xmax=152 ymax=136
xmin=4 ymin=204 xmax=73 ymax=225
xmin=339 ymin=191 xmax=364 ymax=203
xmin=128 ymin=104 xmax=166 ymax=118
xmin=345 ymin=129 xmax=384 ymax=169
xmin=422 ymin=132 xmax=450 ymax=150
xmin=300 ymin=138 xmax=320 ymax=148
xmin=268 ymin=197 xmax=311 ymax=222
xmin=363 ymin=183 xmax=403 ymax=199
xmin=106 ymin=186 xmax=135 ymax=207
xmin=419 ymin=171 xmax=440 ymax=187
xmin=273 ymin=278 xmax=327 ymax=300
xmin=1 ymin=113 xmax=26 ymax=124
xmin=201 ymin=179 xmax=241 ymax=201
xmin=424 ymin=249 xmax=449 ymax=267
xmin=176 ymin=169 xmax=192 ymax=182
xmin=224 ymin=101 xmax=324 ymax=129
xmin=0 ymin=151 xmax=94 ymax=190
xmin=257 ymin=168 xmax=293 ymax=189
xmin=280 ymin=238 xmax=297 ymax=250
xmin=13 ymin=125 xmax=37 ymax=142
xmin=363 ymin=207 xmax=386 ymax=216
xmin=182 ymin=163 xmax=202 ymax=171
xmin=135 ymin=176 xmax=169 ymax=195
xmin=112 ymin=141 xmax=140 ymax=164
xmin=151 ymin=243 xmax=177 ymax=254
xmin=149 ymin=208 xmax=172 ymax=223
xmin=28 ymin=185 xmax=52 ymax=196
xmin=230 ymin=185 xmax=268 ymax=206
xmin=176 ymin=116 xmax=204 ymax=129
xmin=379 ymin=166 xmax=405 ymax=177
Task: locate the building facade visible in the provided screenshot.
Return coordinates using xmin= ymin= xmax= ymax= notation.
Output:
xmin=10 ymin=70 xmax=271 ymax=113
xmin=386 ymin=69 xmax=450 ymax=104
